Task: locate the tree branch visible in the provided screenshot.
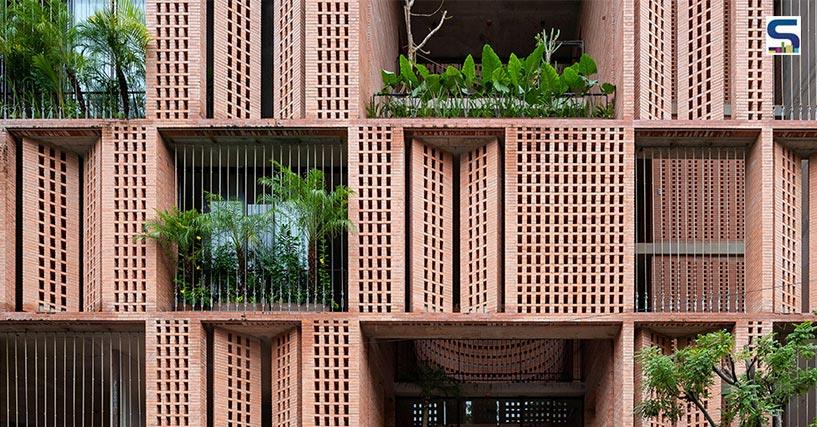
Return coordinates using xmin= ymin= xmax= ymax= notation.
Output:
xmin=713 ymin=366 xmax=737 ymax=386
xmin=413 ymin=10 xmax=448 ymax=56
xmin=683 ymin=392 xmax=718 ymax=427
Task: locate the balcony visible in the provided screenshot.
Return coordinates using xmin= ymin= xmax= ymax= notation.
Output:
xmin=773 ymin=0 xmax=817 ymax=119
xmin=154 ymin=133 xmax=349 ymax=312
xmin=0 ymin=0 xmax=148 ymax=119
xmin=363 ymin=0 xmax=622 ymax=119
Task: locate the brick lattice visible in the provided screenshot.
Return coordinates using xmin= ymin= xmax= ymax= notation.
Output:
xmin=306 ymin=0 xmax=358 ymax=119
xmin=214 ymin=329 xmax=262 ymax=427
xmin=348 ymin=126 xmax=405 ymax=313
xmin=306 ymin=319 xmax=357 ymax=426
xmin=460 ymin=142 xmax=501 ymax=313
xmin=637 ymin=0 xmax=673 ymax=119
xmin=146 ymin=319 xmax=207 ymax=426
xmin=84 ymin=139 xmax=102 ymax=311
xmin=274 ymin=0 xmax=304 ymax=118
xmin=677 ymin=0 xmax=724 ymax=120
xmin=213 ymin=0 xmax=261 ymax=119
xmin=506 ymin=126 xmax=630 ymax=314
xmin=411 ymin=139 xmax=453 ymax=313
xmin=272 ymin=328 xmax=301 ymax=426
xmin=21 ymin=139 xmax=80 ymax=312
xmin=146 ymin=0 xmax=205 ymax=119
xmin=775 ymin=144 xmax=801 ymax=313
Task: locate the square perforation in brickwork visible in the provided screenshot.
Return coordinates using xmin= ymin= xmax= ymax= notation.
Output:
xmin=214 ymin=329 xmax=261 ymax=427
xmin=776 ymin=145 xmax=801 ymax=313
xmin=315 ymin=0 xmax=351 ymax=119
xmin=84 ymin=141 xmax=101 ymax=311
xmin=640 ymin=0 xmax=672 ymax=119
xmin=512 ymin=127 xmax=626 ymax=314
xmin=273 ymin=329 xmax=300 ymax=426
xmin=112 ymin=125 xmax=149 ymax=312
xmin=152 ymin=320 xmax=193 ymax=426
xmin=312 ymin=320 xmax=351 ymax=426
xmin=214 ymin=0 xmax=260 ymax=119
xmin=747 ymin=0 xmax=767 ymax=119
xmin=411 ymin=140 xmax=453 ymax=313
xmin=351 ymin=126 xmax=401 ymax=313
xmin=152 ymin=0 xmax=193 ymax=119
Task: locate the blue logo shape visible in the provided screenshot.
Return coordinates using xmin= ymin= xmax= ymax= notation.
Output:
xmin=767 ymin=17 xmax=801 ymax=55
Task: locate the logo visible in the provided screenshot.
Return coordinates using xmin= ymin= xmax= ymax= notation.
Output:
xmin=767 ymin=16 xmax=801 ymax=55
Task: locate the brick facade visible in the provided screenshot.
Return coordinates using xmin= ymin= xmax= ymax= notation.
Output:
xmin=0 ymin=0 xmax=814 ymax=425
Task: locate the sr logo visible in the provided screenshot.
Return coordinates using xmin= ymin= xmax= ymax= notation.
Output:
xmin=767 ymin=16 xmax=801 ymax=55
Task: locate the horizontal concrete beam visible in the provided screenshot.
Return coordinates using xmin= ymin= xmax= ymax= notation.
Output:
xmin=394 ymin=382 xmax=586 ymax=397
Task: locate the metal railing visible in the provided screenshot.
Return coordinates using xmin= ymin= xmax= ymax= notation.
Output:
xmin=773 ymin=0 xmax=817 ymax=119
xmin=171 ymin=140 xmax=348 ymax=312
xmin=0 ymin=87 xmax=146 ymax=119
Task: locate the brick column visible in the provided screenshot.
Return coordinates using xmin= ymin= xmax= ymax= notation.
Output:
xmin=20 ymin=138 xmax=81 ymax=312
xmin=98 ymin=123 xmax=175 ymax=312
xmin=348 ymin=126 xmax=406 ymax=313
xmin=145 ymin=318 xmax=207 ymax=427
xmin=809 ymin=156 xmax=817 ymax=312
xmin=213 ymin=328 xmax=262 ymax=426
xmin=677 ymin=0 xmax=725 ymax=120
xmin=146 ymin=0 xmax=207 ymax=119
xmin=635 ymin=0 xmax=673 ymax=119
xmin=615 ymin=322 xmax=635 ymax=427
xmin=272 ymin=327 xmax=301 ymax=426
xmin=732 ymin=0 xmax=774 ymax=120
xmin=745 ymin=128 xmax=775 ymax=312
xmin=774 ymin=141 xmax=802 ymax=313
xmin=0 ymin=132 xmax=15 ymax=311
xmin=213 ymin=0 xmax=261 ymax=119
xmin=273 ymin=0 xmax=305 ymax=119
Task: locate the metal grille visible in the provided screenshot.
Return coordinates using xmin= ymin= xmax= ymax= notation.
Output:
xmin=173 ymin=140 xmax=348 ymax=311
xmin=0 ymin=331 xmax=145 ymax=426
xmin=774 ymin=0 xmax=817 ymax=119
xmin=636 ymin=146 xmax=747 ymax=312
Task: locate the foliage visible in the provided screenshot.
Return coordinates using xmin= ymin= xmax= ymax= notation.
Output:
xmin=374 ymin=31 xmax=616 ymax=118
xmin=637 ymin=322 xmax=817 ymax=427
xmin=78 ymin=0 xmax=150 ymax=118
xmin=0 ymin=0 xmax=148 ymax=118
xmin=141 ymin=164 xmax=351 ymax=310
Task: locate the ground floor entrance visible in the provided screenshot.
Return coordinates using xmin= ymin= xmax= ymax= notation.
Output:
xmin=396 ymin=397 xmax=584 ymax=426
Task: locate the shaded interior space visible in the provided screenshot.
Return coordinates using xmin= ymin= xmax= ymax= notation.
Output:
xmin=773 ymin=0 xmax=817 ymax=119
xmin=160 ymin=129 xmax=349 ymax=312
xmin=362 ymin=0 xmax=623 ymax=111
xmin=361 ymin=333 xmax=621 ymax=426
xmin=634 ymin=132 xmax=760 ymax=314
xmin=404 ymin=130 xmax=504 ymax=313
xmin=0 ymin=326 xmax=146 ymax=426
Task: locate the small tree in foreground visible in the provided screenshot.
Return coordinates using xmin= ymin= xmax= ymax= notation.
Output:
xmin=637 ymin=321 xmax=817 ymax=427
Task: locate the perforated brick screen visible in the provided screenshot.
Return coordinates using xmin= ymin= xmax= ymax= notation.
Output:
xmin=273 ymin=328 xmax=301 ymax=426
xmin=677 ymin=0 xmax=724 ymax=120
xmin=775 ymin=144 xmax=801 ymax=313
xmin=214 ymin=329 xmax=262 ymax=426
xmin=506 ymin=126 xmax=631 ymax=314
xmin=275 ymin=0 xmax=304 ymax=118
xmin=0 ymin=132 xmax=14 ymax=311
xmin=213 ymin=0 xmax=261 ymax=119
xmin=306 ymin=319 xmax=357 ymax=426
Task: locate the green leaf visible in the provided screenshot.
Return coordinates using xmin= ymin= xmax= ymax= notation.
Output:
xmin=442 ymin=66 xmax=462 ymax=90
xmin=507 ymin=53 xmax=522 ymax=87
xmin=481 ymin=44 xmax=502 ymax=86
xmin=462 ymin=54 xmax=476 ymax=86
xmin=574 ymin=53 xmax=598 ymax=76
xmin=381 ymin=70 xmax=398 ymax=87
xmin=601 ymin=82 xmax=616 ymax=94
xmin=561 ymin=67 xmax=584 ymax=93
xmin=540 ymin=63 xmax=564 ymax=95
xmin=399 ymin=55 xmax=418 ymax=87
xmin=415 ymin=63 xmax=432 ymax=80
xmin=524 ymin=42 xmax=545 ymax=73
xmin=491 ymin=67 xmax=510 ymax=94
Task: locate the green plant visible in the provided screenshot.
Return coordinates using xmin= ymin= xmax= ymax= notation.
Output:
xmin=637 ymin=321 xmax=817 ymax=427
xmin=259 ymin=162 xmax=353 ymax=292
xmin=0 ymin=0 xmax=86 ymax=117
xmin=377 ymin=30 xmax=616 ymax=118
xmin=78 ymin=0 xmax=149 ymax=118
xmin=414 ymin=362 xmax=460 ymax=427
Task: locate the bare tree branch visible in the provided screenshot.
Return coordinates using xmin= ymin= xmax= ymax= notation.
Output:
xmin=403 ymin=0 xmax=449 ymax=63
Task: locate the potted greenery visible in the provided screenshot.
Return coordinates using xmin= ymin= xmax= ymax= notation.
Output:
xmin=78 ymin=0 xmax=150 ymax=118
xmin=259 ymin=162 xmax=353 ymax=310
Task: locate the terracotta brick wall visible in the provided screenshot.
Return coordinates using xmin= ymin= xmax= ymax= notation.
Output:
xmin=360 ymin=339 xmax=395 ymax=426
xmin=580 ymin=0 xmax=625 ymax=118
xmin=732 ymin=0 xmax=774 ymax=120
xmin=348 ymin=126 xmax=406 ymax=313
xmin=810 ymin=156 xmax=817 ymax=312
xmin=274 ymin=0 xmax=304 ymax=119
xmin=505 ymin=126 xmax=633 ymax=314
xmin=84 ymin=139 xmax=102 ymax=311
xmin=358 ymin=0 xmax=400 ymax=115
xmin=146 ymin=0 xmax=207 ymax=119
xmin=272 ymin=328 xmax=301 ymax=426
xmin=301 ymin=319 xmax=360 ymax=426
xmin=213 ymin=328 xmax=262 ymax=426
xmin=0 ymin=132 xmax=15 ymax=311
xmin=21 ymin=138 xmax=80 ymax=312
xmin=145 ymin=318 xmax=207 ymax=426
xmin=745 ymin=129 xmax=775 ymax=312
xmin=213 ymin=0 xmax=262 ymax=119
xmin=677 ymin=0 xmax=725 ymax=120
xmin=774 ymin=143 xmax=801 ymax=313
xmin=635 ymin=0 xmax=673 ymax=119
xmin=305 ymin=0 xmax=360 ymax=119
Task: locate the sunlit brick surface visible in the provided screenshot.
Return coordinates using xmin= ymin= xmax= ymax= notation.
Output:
xmin=147 ymin=0 xmax=205 ymax=119
xmin=213 ymin=0 xmax=261 ymax=119
xmin=460 ymin=142 xmax=501 ymax=313
xmin=0 ymin=132 xmax=14 ymax=311
xmin=349 ymin=126 xmax=405 ymax=313
xmin=637 ymin=0 xmax=673 ymax=119
xmin=306 ymin=319 xmax=356 ymax=427
xmin=411 ymin=139 xmax=453 ymax=313
xmin=146 ymin=319 xmax=207 ymax=426
xmin=275 ymin=0 xmax=303 ymax=118
xmin=84 ymin=140 xmax=102 ymax=311
xmin=775 ymin=144 xmax=801 ymax=313
xmin=214 ymin=329 xmax=261 ymax=427
xmin=506 ymin=126 xmax=630 ymax=314
xmin=677 ymin=0 xmax=724 ymax=120
xmin=21 ymin=139 xmax=80 ymax=312
xmin=273 ymin=328 xmax=301 ymax=427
